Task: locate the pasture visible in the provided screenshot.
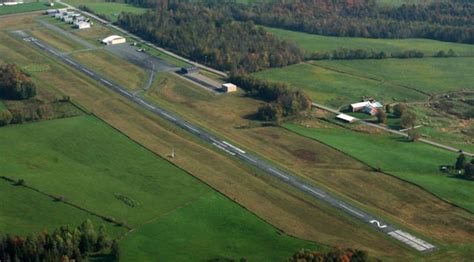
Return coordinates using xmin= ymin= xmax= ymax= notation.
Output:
xmin=66 ymin=0 xmax=147 ymax=22
xmin=266 ymin=27 xmax=474 ymax=56
xmin=312 ymin=58 xmax=474 ymax=94
xmin=121 ymin=193 xmax=322 ymax=261
xmin=285 ymin=123 xmax=474 ymax=213
xmin=253 ymin=62 xmax=427 ymax=108
xmin=0 ymin=2 xmax=65 ymax=15
xmin=0 ymin=179 xmax=126 ymax=237
xmin=0 ymin=115 xmax=322 ymax=261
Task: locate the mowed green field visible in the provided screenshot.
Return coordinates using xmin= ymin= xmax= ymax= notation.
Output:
xmin=0 ymin=115 xmax=321 ymax=261
xmin=266 ymin=27 xmax=474 ymax=56
xmin=285 ymin=123 xmax=474 ymax=213
xmin=0 ymin=2 xmax=65 ymax=15
xmin=65 ymin=0 xmax=147 ymax=22
xmin=0 ymin=180 xmax=126 ymax=238
xmin=122 ymin=193 xmax=322 ymax=261
xmin=313 ymin=58 xmax=474 ymax=94
xmin=253 ymin=62 xmax=427 ymax=108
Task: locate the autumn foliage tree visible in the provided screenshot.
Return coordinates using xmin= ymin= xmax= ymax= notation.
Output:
xmin=289 ymin=248 xmax=369 ymax=262
xmin=0 ymin=220 xmax=116 ymax=262
xmin=0 ymin=64 xmax=37 ymax=100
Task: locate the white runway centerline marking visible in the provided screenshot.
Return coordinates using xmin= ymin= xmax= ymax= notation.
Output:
xmin=302 ymin=185 xmax=326 ymax=198
xmin=339 ymin=204 xmax=365 ymax=217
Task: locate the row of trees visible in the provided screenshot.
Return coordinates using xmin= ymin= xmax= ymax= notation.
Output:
xmin=0 ymin=220 xmax=120 ymax=262
xmin=229 ymin=74 xmax=312 ymax=121
xmin=116 ymin=2 xmax=304 ymax=73
xmin=289 ymin=248 xmax=369 ymax=262
xmin=0 ymin=64 xmax=37 ymax=100
xmin=310 ymin=48 xmax=433 ymax=60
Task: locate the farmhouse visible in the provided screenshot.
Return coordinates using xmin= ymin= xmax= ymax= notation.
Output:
xmin=74 ymin=21 xmax=91 ymax=29
xmin=350 ymin=100 xmax=383 ymax=115
xmin=221 ymin=83 xmax=237 ymax=93
xmin=101 ymin=35 xmax=126 ymax=45
xmin=336 ymin=113 xmax=356 ymax=123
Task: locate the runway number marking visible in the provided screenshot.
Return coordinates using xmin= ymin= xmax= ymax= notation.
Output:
xmin=370 ymin=220 xmax=388 ymax=229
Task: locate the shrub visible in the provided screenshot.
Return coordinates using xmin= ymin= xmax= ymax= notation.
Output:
xmin=0 ymin=110 xmax=12 ymax=126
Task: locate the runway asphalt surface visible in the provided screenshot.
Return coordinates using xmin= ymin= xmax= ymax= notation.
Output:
xmin=20 ymin=32 xmax=437 ymax=253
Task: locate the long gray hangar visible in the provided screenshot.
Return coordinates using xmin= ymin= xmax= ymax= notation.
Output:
xmin=22 ymin=33 xmax=436 ymax=253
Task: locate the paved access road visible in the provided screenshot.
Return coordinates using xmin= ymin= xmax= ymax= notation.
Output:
xmin=22 ymin=33 xmax=437 ymax=253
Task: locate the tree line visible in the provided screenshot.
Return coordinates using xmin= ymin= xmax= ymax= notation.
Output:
xmin=226 ymin=0 xmax=474 ymax=44
xmin=116 ymin=2 xmax=304 ymax=73
xmin=0 ymin=220 xmax=120 ymax=262
xmin=309 ymin=48 xmax=436 ymax=60
xmin=229 ymin=74 xmax=312 ymax=121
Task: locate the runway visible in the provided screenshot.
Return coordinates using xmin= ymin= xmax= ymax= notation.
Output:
xmin=21 ymin=33 xmax=437 ymax=253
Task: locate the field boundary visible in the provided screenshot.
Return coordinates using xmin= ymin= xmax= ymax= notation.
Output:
xmin=283 ymin=123 xmax=474 ymax=215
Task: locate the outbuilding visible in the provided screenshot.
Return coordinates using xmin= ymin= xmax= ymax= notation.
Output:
xmin=101 ymin=35 xmax=126 ymax=45
xmin=75 ymin=21 xmax=91 ymax=29
xmin=336 ymin=113 xmax=356 ymax=123
xmin=221 ymin=83 xmax=237 ymax=93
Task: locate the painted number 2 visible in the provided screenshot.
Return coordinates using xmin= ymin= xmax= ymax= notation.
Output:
xmin=370 ymin=220 xmax=387 ymax=229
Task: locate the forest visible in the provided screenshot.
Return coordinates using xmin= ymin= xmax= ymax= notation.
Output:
xmin=117 ymin=0 xmax=473 ymax=44
xmin=117 ymin=2 xmax=304 ymax=73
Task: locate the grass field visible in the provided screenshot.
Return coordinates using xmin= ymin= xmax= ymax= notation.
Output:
xmin=72 ymin=50 xmax=148 ymax=91
xmin=0 ymin=179 xmax=126 ymax=238
xmin=30 ymin=28 xmax=84 ymax=52
xmin=0 ymin=2 xmax=65 ymax=15
xmin=266 ymin=27 xmax=474 ymax=57
xmin=313 ymin=58 xmax=474 ymax=94
xmin=254 ymin=62 xmax=427 ymax=108
xmin=0 ymin=115 xmax=323 ymax=261
xmin=285 ymin=123 xmax=474 ymax=213
xmin=65 ymin=0 xmax=147 ymax=22
xmin=121 ymin=193 xmax=323 ymax=261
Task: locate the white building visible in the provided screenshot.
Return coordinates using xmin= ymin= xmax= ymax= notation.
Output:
xmin=2 ymin=1 xmax=24 ymax=6
xmin=101 ymin=35 xmax=126 ymax=45
xmin=336 ymin=114 xmax=356 ymax=123
xmin=221 ymin=83 xmax=237 ymax=93
xmin=75 ymin=21 xmax=91 ymax=29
